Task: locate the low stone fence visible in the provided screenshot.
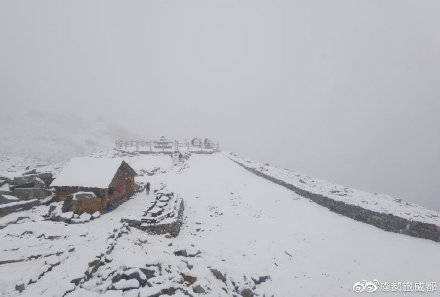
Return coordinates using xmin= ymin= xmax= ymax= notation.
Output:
xmin=230 ymin=159 xmax=440 ymax=243
xmin=0 ymin=199 xmax=41 ymax=217
xmin=121 ymin=188 xmax=185 ymax=237
xmin=122 ymin=200 xmax=184 ymax=237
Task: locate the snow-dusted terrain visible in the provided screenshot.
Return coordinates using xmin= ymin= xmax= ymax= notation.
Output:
xmin=1 ymin=152 xmax=439 ymax=296
xmin=227 ymin=152 xmax=440 ymax=227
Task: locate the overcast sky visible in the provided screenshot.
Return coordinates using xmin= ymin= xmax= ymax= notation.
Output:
xmin=1 ymin=0 xmax=439 ymax=210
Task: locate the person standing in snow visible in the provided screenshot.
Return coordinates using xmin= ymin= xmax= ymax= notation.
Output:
xmin=145 ymin=182 xmax=150 ymax=195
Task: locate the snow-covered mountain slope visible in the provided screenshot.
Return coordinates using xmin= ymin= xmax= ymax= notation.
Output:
xmin=0 ymin=110 xmax=137 ymax=162
xmin=1 ymin=153 xmax=439 ymax=296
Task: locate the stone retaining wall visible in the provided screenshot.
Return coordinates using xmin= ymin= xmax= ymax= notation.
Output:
xmin=0 ymin=200 xmax=40 ymax=217
xmin=122 ymin=199 xmax=185 ymax=237
xmin=230 ymin=158 xmax=440 ymax=243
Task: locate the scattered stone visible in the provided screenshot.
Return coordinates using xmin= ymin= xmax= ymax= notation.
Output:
xmin=113 ymin=278 xmax=140 ymax=290
xmin=252 ymin=275 xmax=270 ymax=285
xmin=241 ymin=288 xmax=254 ymax=297
xmin=174 ymin=249 xmax=201 ymax=257
xmin=79 ymin=213 xmax=91 ymax=221
xmin=37 ymin=172 xmax=54 ymax=186
xmin=13 ymin=176 xmax=35 ymax=186
xmin=210 ymin=268 xmax=226 ymax=283
xmin=92 ymin=211 xmax=101 ymax=219
xmin=192 ymin=284 xmax=206 ymax=294
xmin=23 ymin=169 xmax=37 ymax=175
xmin=180 ymin=273 xmax=197 ymax=286
xmin=15 ymin=282 xmax=25 ymax=292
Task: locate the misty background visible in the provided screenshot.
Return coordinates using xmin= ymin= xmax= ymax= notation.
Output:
xmin=1 ymin=1 xmax=439 ymax=211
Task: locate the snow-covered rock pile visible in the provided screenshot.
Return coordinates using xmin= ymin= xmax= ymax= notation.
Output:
xmin=45 ymin=201 xmax=101 ymax=224
xmin=0 ymin=163 xmax=55 ymax=217
xmin=227 ymin=152 xmax=440 ymax=242
xmin=122 ymin=185 xmax=184 ymax=237
xmin=68 ymin=223 xmax=270 ymax=297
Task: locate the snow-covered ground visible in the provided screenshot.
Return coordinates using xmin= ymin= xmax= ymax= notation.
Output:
xmin=227 ymin=152 xmax=440 ymax=227
xmin=1 ymin=153 xmax=439 ymax=296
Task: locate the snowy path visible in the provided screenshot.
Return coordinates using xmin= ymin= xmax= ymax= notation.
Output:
xmin=161 ymin=154 xmax=440 ymax=296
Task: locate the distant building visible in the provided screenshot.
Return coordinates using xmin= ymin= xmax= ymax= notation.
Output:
xmin=51 ymin=157 xmax=136 ymax=214
xmin=191 ymin=137 xmax=202 ymax=147
xmin=154 ymin=136 xmax=173 ymax=151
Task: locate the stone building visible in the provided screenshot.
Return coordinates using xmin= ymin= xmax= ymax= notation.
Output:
xmin=51 ymin=157 xmax=136 ymax=214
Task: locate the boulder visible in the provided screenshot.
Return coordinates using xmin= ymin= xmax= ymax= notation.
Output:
xmin=193 ymin=285 xmax=206 ymax=294
xmin=0 ymin=194 xmax=19 ymax=205
xmin=180 ymin=273 xmax=197 ymax=286
xmin=13 ymin=174 xmax=49 ymax=189
xmin=32 ymin=177 xmax=47 ymax=188
xmin=23 ymin=169 xmax=37 ymax=175
xmin=13 ymin=188 xmax=52 ymax=200
xmin=0 ymin=199 xmax=40 ymax=217
xmin=13 ymin=176 xmax=36 ymax=187
xmin=209 ymin=269 xmax=226 ymax=283
xmin=241 ymin=288 xmax=254 ymax=297
xmin=37 ymin=172 xmax=54 ymax=186
xmin=15 ymin=282 xmax=25 ymax=292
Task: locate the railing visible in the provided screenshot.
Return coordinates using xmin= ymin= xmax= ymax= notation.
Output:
xmin=114 ymin=138 xmax=220 ymax=153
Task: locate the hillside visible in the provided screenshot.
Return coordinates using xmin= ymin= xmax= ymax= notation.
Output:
xmin=0 ymin=152 xmax=439 ymax=296
xmin=0 ymin=110 xmax=137 ymax=162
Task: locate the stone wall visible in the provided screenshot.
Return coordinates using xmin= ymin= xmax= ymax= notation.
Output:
xmin=0 ymin=200 xmax=40 ymax=217
xmin=122 ymin=199 xmax=185 ymax=237
xmin=230 ymin=159 xmax=440 ymax=243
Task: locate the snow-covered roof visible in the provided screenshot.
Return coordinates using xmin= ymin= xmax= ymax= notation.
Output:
xmin=51 ymin=157 xmax=128 ymax=188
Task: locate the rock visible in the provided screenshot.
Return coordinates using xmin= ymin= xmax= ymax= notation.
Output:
xmin=0 ymin=199 xmax=40 ymax=217
xmin=37 ymin=172 xmax=54 ymax=186
xmin=62 ymin=196 xmax=74 ymax=212
xmin=23 ymin=169 xmax=37 ymax=175
xmin=113 ymin=278 xmax=140 ymax=290
xmin=13 ymin=188 xmax=52 ymax=200
xmin=79 ymin=212 xmax=91 ymax=221
xmin=32 ymin=177 xmax=47 ymax=188
xmin=181 ymin=273 xmax=197 ymax=286
xmin=13 ymin=175 xmax=36 ymax=187
xmin=252 ymin=275 xmax=270 ymax=285
xmin=174 ymin=249 xmax=201 ymax=257
xmin=241 ymin=288 xmax=254 ymax=297
xmin=60 ymin=211 xmax=74 ymax=220
xmin=92 ymin=211 xmax=101 ymax=219
xmin=15 ymin=282 xmax=25 ymax=292
xmin=47 ymin=204 xmax=58 ymax=217
xmin=192 ymin=284 xmax=206 ymax=294
xmin=209 ymin=268 xmax=226 ymax=283
xmin=0 ymin=194 xmax=19 ymax=205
